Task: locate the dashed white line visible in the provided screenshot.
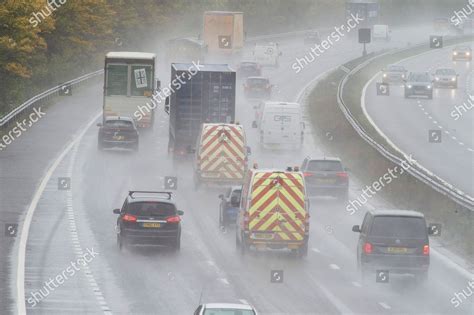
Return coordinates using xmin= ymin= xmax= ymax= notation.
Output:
xmin=329 ymin=264 xmax=340 ymax=270
xmin=351 ymin=281 xmax=362 ymax=287
xmin=379 ymin=302 xmax=391 ymax=310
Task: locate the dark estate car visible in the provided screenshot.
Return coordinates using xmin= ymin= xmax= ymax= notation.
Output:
xmin=218 ymin=186 xmax=242 ymax=228
xmin=404 ymin=72 xmax=433 ymax=99
xmin=382 ymin=64 xmax=407 ymax=84
xmin=304 ymin=30 xmax=321 ymax=45
xmin=433 ymin=68 xmax=458 ymax=89
xmin=301 ymin=157 xmax=349 ymax=201
xmin=97 ymin=116 xmax=139 ymax=151
xmin=244 ymin=76 xmax=273 ymax=99
xmin=452 ymin=45 xmax=472 ymax=61
xmin=238 ymin=61 xmax=262 ymax=78
xmin=352 ymin=210 xmax=437 ymax=283
xmin=114 ymin=191 xmax=184 ymax=251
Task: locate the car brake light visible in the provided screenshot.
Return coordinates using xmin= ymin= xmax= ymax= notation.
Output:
xmin=336 ymin=172 xmax=348 ymax=178
xmin=122 ymin=214 xmax=137 ymax=222
xmin=423 ymin=245 xmax=429 ymax=255
xmin=166 ymin=215 xmax=181 ymax=223
xmin=363 ymin=242 xmax=372 ymax=254
xmin=303 ymin=172 xmax=313 ymax=177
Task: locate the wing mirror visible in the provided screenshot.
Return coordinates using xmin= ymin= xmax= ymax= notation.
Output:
xmin=352 ymin=225 xmax=361 ymax=233
xmin=113 ymin=208 xmax=121 ymax=214
xmin=177 ymin=210 xmax=184 ymax=216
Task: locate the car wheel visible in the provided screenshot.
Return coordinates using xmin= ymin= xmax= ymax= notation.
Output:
xmin=297 ymin=239 xmax=308 ymax=258
xmin=173 ymin=234 xmax=181 ymax=252
xmin=240 ymin=233 xmax=248 ymax=255
xmin=117 ymin=234 xmax=124 ymax=251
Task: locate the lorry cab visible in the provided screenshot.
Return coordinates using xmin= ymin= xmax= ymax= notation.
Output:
xmin=372 ymin=24 xmax=391 ymax=41
xmin=253 ymin=42 xmax=282 ymax=67
xmin=193 ymin=123 xmax=250 ymax=188
xmin=258 ymin=102 xmax=304 ymax=149
xmin=236 ymin=167 xmax=310 ymax=257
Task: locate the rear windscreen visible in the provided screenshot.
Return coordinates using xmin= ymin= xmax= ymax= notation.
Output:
xmin=307 ymin=160 xmax=343 ymax=172
xmin=370 ymin=216 xmax=427 ymax=239
xmin=128 ymin=202 xmax=176 ymax=217
xmin=105 ymin=120 xmax=133 ymax=128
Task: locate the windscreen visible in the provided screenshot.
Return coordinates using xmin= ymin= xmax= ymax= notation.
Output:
xmin=435 ymin=69 xmax=455 ymax=75
xmin=370 ymin=216 xmax=427 ymax=239
xmin=127 ymin=202 xmax=176 ymax=217
xmin=307 ymin=160 xmax=343 ymax=172
xmin=104 ymin=120 xmax=133 ymax=128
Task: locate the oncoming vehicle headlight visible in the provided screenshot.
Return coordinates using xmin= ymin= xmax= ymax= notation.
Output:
xmin=453 ymin=51 xmax=458 ymax=55
xmin=451 ymin=77 xmax=456 ymax=81
xmin=383 ymin=73 xmax=387 ymax=77
xmin=407 ymin=84 xmax=412 ymax=89
xmin=427 ymin=85 xmax=432 ymax=89
xmin=435 ymin=77 xmax=439 ymax=81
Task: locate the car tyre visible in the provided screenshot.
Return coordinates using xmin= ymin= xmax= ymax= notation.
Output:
xmin=240 ymin=233 xmax=248 ymax=255
xmin=172 ymin=234 xmax=181 ymax=252
xmin=297 ymin=239 xmax=308 ymax=258
xmin=117 ymin=234 xmax=124 ymax=251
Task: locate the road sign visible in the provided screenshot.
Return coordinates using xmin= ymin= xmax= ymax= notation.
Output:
xmin=5 ymin=224 xmax=18 ymax=237
xmin=58 ymin=177 xmax=71 ymax=190
xmin=428 ymin=223 xmax=442 ymax=236
xmin=359 ymin=28 xmax=371 ymax=44
xmin=376 ymin=83 xmax=390 ymax=96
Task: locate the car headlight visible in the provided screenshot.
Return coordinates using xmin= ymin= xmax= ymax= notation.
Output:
xmin=453 ymin=52 xmax=458 ymax=55
xmin=427 ymin=85 xmax=432 ymax=89
xmin=467 ymin=52 xmax=471 ymax=56
xmin=383 ymin=73 xmax=387 ymax=77
xmin=435 ymin=77 xmax=439 ymax=81
xmin=407 ymin=84 xmax=412 ymax=88
xmin=451 ymin=77 xmax=456 ymax=81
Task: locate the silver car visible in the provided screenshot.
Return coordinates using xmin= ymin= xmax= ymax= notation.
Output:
xmin=194 ymin=303 xmax=258 ymax=315
xmin=382 ymin=64 xmax=407 ymax=84
xmin=433 ymin=68 xmax=458 ymax=89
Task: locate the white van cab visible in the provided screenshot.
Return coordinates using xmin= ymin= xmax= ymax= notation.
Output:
xmin=253 ymin=42 xmax=282 ymax=67
xmin=372 ymin=24 xmax=391 ymax=41
xmin=257 ymin=101 xmax=304 ymax=149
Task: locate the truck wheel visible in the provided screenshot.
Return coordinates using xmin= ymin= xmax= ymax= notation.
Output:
xmin=297 ymin=238 xmax=309 ymax=258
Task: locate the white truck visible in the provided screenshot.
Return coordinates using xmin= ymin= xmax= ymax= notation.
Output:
xmin=253 ymin=42 xmax=282 ymax=67
xmin=258 ymin=101 xmax=304 ymax=149
xmin=372 ymin=24 xmax=391 ymax=41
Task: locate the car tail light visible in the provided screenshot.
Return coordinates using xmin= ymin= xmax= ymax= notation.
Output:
xmin=363 ymin=242 xmax=372 ymax=254
xmin=303 ymin=172 xmax=313 ymax=177
xmin=423 ymin=245 xmax=430 ymax=255
xmin=122 ymin=214 xmax=137 ymax=222
xmin=336 ymin=172 xmax=348 ymax=178
xmin=166 ymin=215 xmax=181 ymax=223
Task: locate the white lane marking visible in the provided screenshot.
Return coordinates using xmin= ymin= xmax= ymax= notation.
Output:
xmin=16 ymin=112 xmax=102 ymax=315
xmin=428 ymin=115 xmax=432 ymax=120
xmin=218 ymin=278 xmax=230 ymax=285
xmin=433 ymin=120 xmax=438 ymax=124
xmin=451 ymin=136 xmax=457 ymax=140
xmin=379 ymin=302 xmax=391 ymax=310
xmin=444 ymin=130 xmax=450 ymax=135
xmin=468 ymin=148 xmax=474 ymax=152
xmin=311 ymin=248 xmax=321 ymax=253
xmin=438 ymin=125 xmax=443 ymax=129
xmin=308 ymin=274 xmax=354 ymax=315
xmin=459 ymin=142 xmax=464 ymax=146
xmin=351 ymin=281 xmax=362 ymax=287
xmin=329 ymin=264 xmax=340 ymax=270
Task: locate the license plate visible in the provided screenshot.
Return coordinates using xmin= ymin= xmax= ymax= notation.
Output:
xmin=387 ymin=247 xmax=408 ymax=253
xmin=254 ymin=233 xmax=273 ymax=239
xmin=142 ymin=223 xmax=161 ymax=228
xmin=318 ymin=178 xmax=335 ymax=184
xmin=113 ymin=135 xmax=124 ymax=140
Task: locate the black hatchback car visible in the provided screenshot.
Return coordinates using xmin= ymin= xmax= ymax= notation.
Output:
xmin=97 ymin=116 xmax=139 ymax=151
xmin=301 ymin=157 xmax=349 ymax=201
xmin=237 ymin=61 xmax=262 ymax=78
xmin=244 ymin=76 xmax=272 ymax=99
xmin=113 ymin=191 xmax=184 ymax=251
xmin=352 ymin=210 xmax=436 ymax=283
xmin=404 ymin=72 xmax=433 ymax=99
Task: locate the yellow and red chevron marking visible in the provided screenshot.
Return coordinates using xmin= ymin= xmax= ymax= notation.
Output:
xmin=249 ymin=172 xmax=306 ymax=241
xmin=199 ymin=124 xmax=246 ymax=179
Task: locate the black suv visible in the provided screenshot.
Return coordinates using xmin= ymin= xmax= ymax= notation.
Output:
xmin=97 ymin=116 xmax=139 ymax=151
xmin=301 ymin=157 xmax=349 ymax=201
xmin=352 ymin=210 xmax=436 ymax=283
xmin=113 ymin=191 xmax=184 ymax=251
xmin=404 ymin=72 xmax=433 ymax=99
xmin=244 ymin=76 xmax=272 ymax=99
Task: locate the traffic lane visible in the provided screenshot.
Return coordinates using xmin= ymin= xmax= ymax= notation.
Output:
xmin=0 ymin=83 xmax=103 ymax=313
xmin=364 ymin=47 xmax=474 ymax=196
